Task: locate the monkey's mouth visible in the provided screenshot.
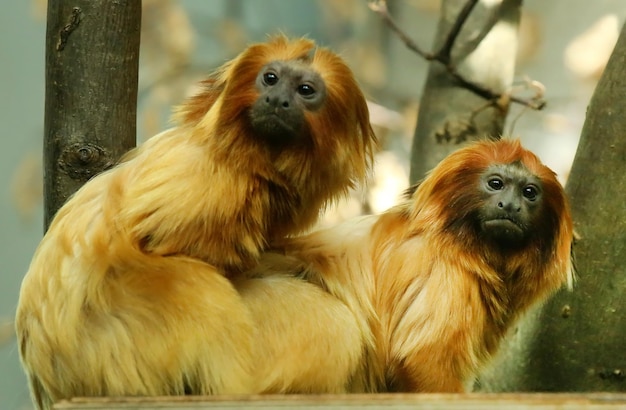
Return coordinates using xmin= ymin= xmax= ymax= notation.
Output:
xmin=484 ymin=217 xmax=522 ymax=230
xmin=251 ymin=114 xmax=299 ymax=143
xmin=482 ymin=218 xmax=525 ymax=242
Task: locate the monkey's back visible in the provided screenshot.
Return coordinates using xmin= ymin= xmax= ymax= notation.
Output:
xmin=15 ymin=141 xmax=259 ymax=409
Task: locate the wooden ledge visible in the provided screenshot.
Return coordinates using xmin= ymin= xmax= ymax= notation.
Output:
xmin=54 ymin=393 xmax=626 ymax=409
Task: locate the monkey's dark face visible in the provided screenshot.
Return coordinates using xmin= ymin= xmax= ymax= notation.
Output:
xmin=477 ymin=162 xmax=543 ymax=246
xmin=249 ymin=61 xmax=326 ymax=146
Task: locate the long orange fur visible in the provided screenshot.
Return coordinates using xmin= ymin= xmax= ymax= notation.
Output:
xmin=246 ymin=138 xmax=574 ymax=392
xmin=15 ymin=35 xmax=375 ymax=409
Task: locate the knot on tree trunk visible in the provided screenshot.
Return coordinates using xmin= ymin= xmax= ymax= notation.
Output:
xmin=59 ymin=142 xmax=113 ymax=182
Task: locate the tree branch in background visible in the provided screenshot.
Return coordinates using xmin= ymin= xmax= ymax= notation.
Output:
xmin=433 ymin=0 xmax=480 ymax=64
xmin=371 ymin=0 xmax=528 ymax=182
xmin=44 ymin=0 xmax=141 ymax=230
xmin=369 ymin=0 xmax=545 ymax=112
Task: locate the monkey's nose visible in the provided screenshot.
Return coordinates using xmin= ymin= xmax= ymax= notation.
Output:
xmin=497 ymin=201 xmax=522 ymax=212
xmin=265 ymin=96 xmax=290 ymax=109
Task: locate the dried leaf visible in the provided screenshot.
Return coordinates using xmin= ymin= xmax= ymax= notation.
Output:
xmin=30 ymin=0 xmax=47 ymax=20
xmin=11 ymin=151 xmax=43 ymax=222
xmin=0 ymin=320 xmax=15 ymax=347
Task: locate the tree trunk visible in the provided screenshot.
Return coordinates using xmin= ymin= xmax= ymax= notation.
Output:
xmin=410 ymin=0 xmax=522 ymax=183
xmin=44 ymin=0 xmax=141 ymax=230
xmin=478 ymin=22 xmax=626 ymax=393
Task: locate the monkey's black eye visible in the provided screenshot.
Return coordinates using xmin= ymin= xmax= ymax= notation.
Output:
xmin=522 ymin=185 xmax=538 ymax=200
xmin=263 ymin=72 xmax=279 ymax=86
xmin=297 ymin=84 xmax=315 ymax=96
xmin=487 ymin=178 xmax=503 ymax=190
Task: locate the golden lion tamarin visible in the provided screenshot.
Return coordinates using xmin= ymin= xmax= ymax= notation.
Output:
xmin=245 ymin=138 xmax=574 ymax=393
xmin=16 ymin=36 xmax=376 ymax=409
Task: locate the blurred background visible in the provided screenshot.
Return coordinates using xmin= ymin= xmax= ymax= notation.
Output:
xmin=1 ymin=1 xmax=624 ymax=408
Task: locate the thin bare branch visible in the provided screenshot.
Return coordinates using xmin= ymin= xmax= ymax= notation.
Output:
xmin=433 ymin=0 xmax=480 ymax=64
xmin=369 ymin=0 xmax=546 ymax=111
xmin=450 ymin=70 xmax=546 ymax=110
xmin=369 ymin=0 xmax=433 ymax=60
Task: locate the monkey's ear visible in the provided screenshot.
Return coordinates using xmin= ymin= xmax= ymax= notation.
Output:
xmin=173 ymin=72 xmax=227 ymax=126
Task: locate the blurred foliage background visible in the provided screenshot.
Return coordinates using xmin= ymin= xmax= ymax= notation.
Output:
xmin=1 ymin=1 xmax=625 ymax=408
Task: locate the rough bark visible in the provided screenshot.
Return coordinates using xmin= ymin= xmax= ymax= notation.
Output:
xmin=478 ymin=23 xmax=626 ymax=392
xmin=410 ymin=0 xmax=522 ymax=183
xmin=44 ymin=0 xmax=141 ymax=230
